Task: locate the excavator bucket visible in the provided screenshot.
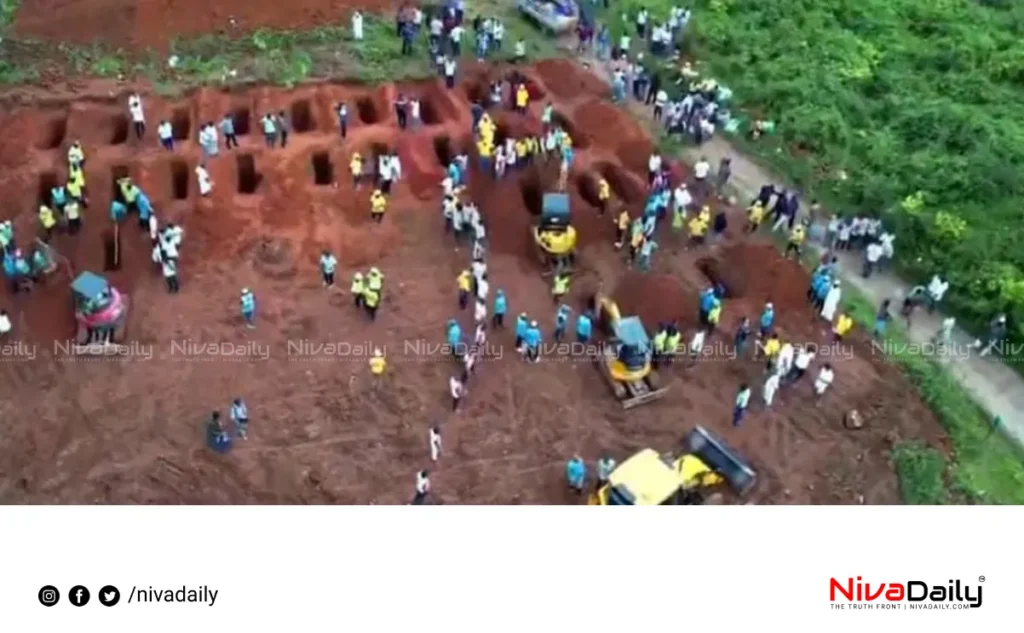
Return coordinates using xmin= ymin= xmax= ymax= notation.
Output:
xmin=683 ymin=425 xmax=756 ymax=495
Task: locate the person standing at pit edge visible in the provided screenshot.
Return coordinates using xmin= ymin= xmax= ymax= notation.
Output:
xmin=733 ymin=383 xmax=751 ymax=427
xmin=230 ymin=398 xmax=249 ymax=439
xmin=319 ymin=250 xmax=337 ymax=287
xmin=412 ymin=470 xmax=430 ymax=504
xmin=128 ymin=93 xmax=146 ymax=140
xmin=240 ymin=288 xmax=256 ymax=329
xmin=221 ymin=113 xmax=238 ymax=149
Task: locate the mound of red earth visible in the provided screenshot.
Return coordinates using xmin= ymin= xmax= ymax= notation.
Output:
xmin=0 ymin=60 xmax=949 ymax=505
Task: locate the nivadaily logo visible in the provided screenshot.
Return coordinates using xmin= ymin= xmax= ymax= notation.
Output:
xmin=830 ymin=576 xmax=984 ymax=610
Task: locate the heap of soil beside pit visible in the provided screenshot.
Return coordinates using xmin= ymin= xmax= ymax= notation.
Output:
xmin=534 ymin=59 xmax=611 ymax=100
xmin=612 ymin=272 xmax=700 ymax=329
xmin=574 ymin=99 xmax=647 ymax=152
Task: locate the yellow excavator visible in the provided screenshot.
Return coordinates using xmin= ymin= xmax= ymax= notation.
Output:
xmin=533 ymin=192 xmax=577 ymax=276
xmin=591 ymin=292 xmax=668 ymax=409
xmin=590 ymin=426 xmax=757 ymax=505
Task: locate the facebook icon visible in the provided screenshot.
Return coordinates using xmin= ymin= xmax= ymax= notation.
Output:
xmin=69 ymin=585 xmax=90 ymax=606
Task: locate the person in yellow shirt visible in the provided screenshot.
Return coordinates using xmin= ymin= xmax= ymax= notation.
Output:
xmin=708 ymin=303 xmax=722 ymax=332
xmin=38 ymin=205 xmax=56 ymax=240
xmin=370 ymin=189 xmax=387 ymax=222
xmin=350 ymin=152 xmax=364 ymax=188
xmin=629 ymin=227 xmax=645 ymax=261
xmin=746 ymin=202 xmax=765 ymax=233
xmin=833 ymin=313 xmax=854 ymax=341
xmin=457 ymin=269 xmax=472 ymax=309
xmin=597 ymin=178 xmax=611 ymax=215
xmin=614 ymin=209 xmax=630 ymax=249
xmin=688 ymin=215 xmax=708 ymax=247
xmin=515 ymin=84 xmax=529 ymax=113
xmin=515 ymin=138 xmax=527 ymax=165
xmin=64 ymin=199 xmax=82 ymax=234
xmin=552 ymin=271 xmax=571 ymax=303
xmin=363 ymin=286 xmax=380 ymax=321
xmin=366 ymin=267 xmax=384 ymax=295
xmin=369 ymin=348 xmax=387 ymax=376
xmin=785 ymin=223 xmax=807 ymax=259
xmin=351 ymin=272 xmax=365 ymax=308
xmin=761 ymin=333 xmax=781 ymax=372
xmin=69 ymin=166 xmax=87 ymax=205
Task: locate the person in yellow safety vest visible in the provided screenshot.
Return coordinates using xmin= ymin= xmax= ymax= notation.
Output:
xmin=39 ymin=204 xmax=56 ymax=240
xmin=350 ymin=152 xmax=364 ymax=188
xmin=119 ymin=177 xmax=139 ymax=212
xmin=363 ymin=286 xmax=381 ymax=321
xmin=664 ymin=327 xmax=682 ymax=360
xmin=515 ymin=138 xmax=527 ymax=164
xmin=370 ymin=189 xmax=387 ymax=223
xmin=707 ymin=303 xmax=722 ymax=332
xmin=367 ymin=267 xmax=383 ymax=293
xmin=597 ymin=178 xmax=611 ymax=215
xmin=561 ymin=133 xmax=573 ymax=150
xmin=68 ymin=141 xmax=85 ymax=168
xmin=369 ymin=348 xmax=387 ymax=375
xmin=688 ymin=214 xmax=708 ymax=247
xmin=785 ymin=223 xmax=807 ymax=259
xmin=69 ymin=166 xmax=87 ymax=204
xmin=457 ymin=269 xmax=472 ymax=309
xmin=746 ymin=201 xmax=766 ymax=233
xmin=614 ymin=209 xmax=630 ymax=249
xmin=552 ymin=271 xmax=570 ymax=303
xmin=351 ymin=272 xmax=366 ymax=308
xmin=478 ymin=113 xmax=494 ymax=136
xmin=515 ymin=84 xmax=529 ymax=113
xmin=630 ymin=228 xmax=645 ymax=262
xmin=833 ymin=313 xmax=854 ymax=341
xmin=652 ymin=326 xmax=668 ymax=364
xmin=762 ymin=333 xmax=781 ymax=372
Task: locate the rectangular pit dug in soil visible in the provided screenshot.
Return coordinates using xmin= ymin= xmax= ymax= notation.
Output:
xmin=420 ymin=97 xmax=443 ymax=125
xmin=291 ymin=100 xmax=315 ymax=133
xmin=519 ymin=170 xmax=543 ymax=216
xmin=463 ymin=78 xmax=488 ymax=105
xmin=110 ymin=165 xmax=129 ymax=202
xmin=232 ymin=106 xmax=251 ymax=135
xmin=109 ymin=114 xmax=129 ymax=145
xmin=575 ymin=174 xmax=601 ymax=208
xmin=38 ymin=171 xmax=59 ymax=205
xmin=494 ymin=121 xmax=510 ymax=147
xmin=357 ymin=97 xmax=381 ymax=125
xmin=433 ymin=135 xmax=453 ymax=166
xmin=523 ymin=78 xmax=547 ymax=101
xmin=595 ymin=161 xmax=643 ymax=203
xmin=172 ymin=108 xmax=191 ymax=141
xmin=697 ymin=257 xmax=745 ymax=298
xmin=551 ymin=111 xmax=591 ymax=149
xmin=311 ymin=151 xmax=333 ymax=186
xmin=170 ymin=159 xmax=189 ymax=200
xmin=37 ymin=115 xmax=68 ymax=150
xmin=103 ymin=228 xmax=121 ymax=271
xmin=236 ymin=154 xmax=261 ymax=194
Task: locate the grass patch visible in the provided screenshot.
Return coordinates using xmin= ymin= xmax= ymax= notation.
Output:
xmin=891 ymin=441 xmax=950 ymax=505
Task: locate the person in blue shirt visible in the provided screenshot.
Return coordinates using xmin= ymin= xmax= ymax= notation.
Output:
xmin=514 ymin=312 xmax=528 ymax=350
xmin=207 ymin=411 xmax=233 ymax=454
xmin=492 ymin=289 xmax=507 ymax=327
xmin=565 ymin=455 xmax=586 ymax=494
xmin=109 ymin=199 xmax=127 ymax=223
xmin=759 ymin=302 xmax=775 ymax=338
xmin=699 ymin=287 xmax=717 ymax=325
xmin=446 ymin=318 xmax=463 ymax=357
xmin=240 ymin=288 xmax=256 ymax=328
xmin=524 ymin=320 xmax=542 ymax=362
xmin=644 ymin=192 xmax=660 ymax=218
xmin=51 ymin=184 xmax=67 ymax=211
xmin=136 ymin=190 xmax=153 ymax=229
xmin=553 ymin=304 xmax=571 ymax=342
xmin=447 ymin=161 xmax=461 ymax=187
xmin=575 ymin=311 xmax=593 ymax=344
xmin=812 ymin=272 xmax=832 ymax=311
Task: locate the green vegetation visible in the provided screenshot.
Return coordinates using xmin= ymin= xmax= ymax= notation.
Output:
xmin=891 ymin=442 xmax=950 ymax=505
xmin=617 ymin=0 xmax=1024 ymax=354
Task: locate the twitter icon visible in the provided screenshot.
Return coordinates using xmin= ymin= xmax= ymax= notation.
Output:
xmin=98 ymin=585 xmax=120 ymax=607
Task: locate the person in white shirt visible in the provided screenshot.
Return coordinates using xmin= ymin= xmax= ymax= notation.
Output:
xmin=162 ymin=256 xmax=179 ymax=293
xmin=618 ymin=35 xmax=631 ymax=58
xmin=195 ymin=164 xmax=212 ymax=197
xmin=474 ymin=321 xmax=487 ymax=347
xmin=449 ymin=375 xmax=464 ymax=411
xmin=763 ymin=372 xmax=780 ymax=407
xmin=814 ymin=364 xmax=835 ymax=399
xmin=493 ymin=21 xmax=505 ymax=50
xmin=160 ymin=230 xmax=179 ymax=261
xmin=837 ymin=219 xmax=853 ymax=250
xmin=441 ymin=175 xmax=454 ymax=197
xmin=474 ymin=298 xmax=487 ymax=324
xmin=449 ymin=24 xmax=464 ymax=56
xmin=167 ymin=223 xmax=184 ymax=247
xmin=693 ymin=156 xmax=711 ymax=180
xmin=776 ymin=342 xmax=795 ymax=377
xmin=688 ymin=328 xmax=706 ymax=366
xmin=428 ymin=427 xmax=442 ymax=462
xmin=513 ymin=39 xmax=526 ymax=63
xmin=462 ymin=349 xmax=477 ymax=382
xmin=352 ymin=11 xmax=364 ymax=41
xmin=429 ymin=16 xmax=443 ymax=50
xmin=148 ymin=214 xmax=159 ymax=242
xmin=863 ymin=241 xmax=883 ymax=278
xmin=157 ymin=120 xmax=174 ymax=150
xmin=390 ymin=153 xmax=402 ymax=182
xmin=647 ymin=152 xmax=662 ymax=184
xmin=443 ymin=56 xmax=457 ymax=89
xmin=128 ymin=93 xmax=146 ymax=139
xmin=0 ymin=309 xmax=11 ymax=337
xmin=475 ymin=275 xmax=490 ymax=302
xmin=653 ymin=89 xmax=668 ymax=121
xmin=673 ymin=183 xmax=692 ymax=214
xmin=788 ymin=347 xmax=815 ymax=383
xmin=927 ymin=275 xmax=949 ymax=313
xmin=413 ymin=470 xmax=430 ymax=503
xmin=410 ymin=98 xmax=421 ymax=127
xmin=879 ymin=231 xmax=895 ymax=267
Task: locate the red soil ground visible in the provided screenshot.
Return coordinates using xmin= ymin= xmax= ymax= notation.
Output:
xmin=12 ymin=0 xmax=392 ymax=50
xmin=0 ymin=61 xmax=948 ymax=504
